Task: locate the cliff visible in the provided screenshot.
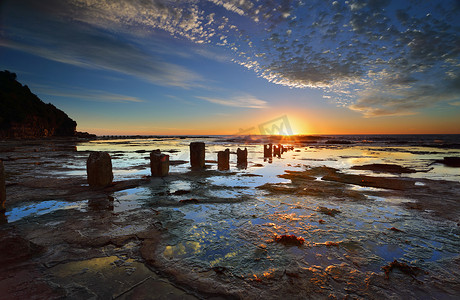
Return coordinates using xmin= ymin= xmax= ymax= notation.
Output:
xmin=0 ymin=70 xmax=77 ymax=139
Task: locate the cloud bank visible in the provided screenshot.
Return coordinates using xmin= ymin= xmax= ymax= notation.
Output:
xmin=1 ymin=0 xmax=459 ymax=115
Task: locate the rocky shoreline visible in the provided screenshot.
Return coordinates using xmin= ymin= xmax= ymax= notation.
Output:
xmin=1 ymin=138 xmax=459 ymax=299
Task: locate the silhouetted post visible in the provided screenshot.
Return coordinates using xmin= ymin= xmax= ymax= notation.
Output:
xmin=0 ymin=160 xmax=6 ymax=212
xmin=237 ymin=148 xmax=248 ymax=169
xmin=87 ymin=152 xmax=113 ymax=187
xmin=281 ymin=145 xmax=286 ymax=154
xmin=150 ymin=150 xmax=169 ymax=177
xmin=264 ymin=144 xmax=272 ymax=157
xmin=217 ymin=149 xmax=230 ymax=171
xmin=190 ymin=142 xmax=205 ymax=170
xmin=273 ymin=144 xmax=281 ymax=157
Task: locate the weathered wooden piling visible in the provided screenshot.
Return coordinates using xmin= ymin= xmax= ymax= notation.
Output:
xmin=190 ymin=142 xmax=205 ymax=170
xmin=237 ymin=148 xmax=248 ymax=168
xmin=217 ymin=149 xmax=230 ymax=171
xmin=264 ymin=144 xmax=272 ymax=157
xmin=87 ymin=151 xmax=113 ymax=187
xmin=273 ymin=144 xmax=281 ymax=157
xmin=0 ymin=160 xmax=6 ymax=212
xmin=150 ymin=150 xmax=170 ymax=177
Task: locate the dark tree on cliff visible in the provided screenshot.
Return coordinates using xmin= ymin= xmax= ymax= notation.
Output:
xmin=0 ymin=70 xmax=77 ymax=138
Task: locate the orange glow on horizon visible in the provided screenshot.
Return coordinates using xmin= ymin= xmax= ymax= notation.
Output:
xmin=77 ymin=107 xmax=460 ymax=136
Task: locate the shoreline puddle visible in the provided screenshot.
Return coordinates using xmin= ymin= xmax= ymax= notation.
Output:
xmin=5 ymin=200 xmax=87 ymax=223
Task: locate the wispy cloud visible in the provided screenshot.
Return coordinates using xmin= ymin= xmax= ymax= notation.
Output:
xmin=1 ymin=0 xmax=204 ymax=88
xmin=31 ymin=84 xmax=145 ymax=103
xmin=196 ymin=95 xmax=267 ymax=108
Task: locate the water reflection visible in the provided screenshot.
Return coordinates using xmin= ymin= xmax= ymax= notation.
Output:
xmin=158 ymin=189 xmax=459 ymax=277
xmin=5 ymin=200 xmax=87 ymax=223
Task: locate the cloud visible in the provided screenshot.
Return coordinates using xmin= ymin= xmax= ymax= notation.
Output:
xmin=31 ymin=84 xmax=146 ymax=103
xmin=1 ymin=38 xmax=201 ymax=89
xmin=207 ymin=0 xmax=249 ymax=16
xmin=222 ymin=0 xmax=460 ymax=116
xmin=2 ymin=0 xmax=459 ymax=117
xmin=196 ymin=95 xmax=267 ymax=108
xmin=350 ymin=75 xmax=460 ymax=117
xmin=1 ymin=0 xmax=203 ymax=88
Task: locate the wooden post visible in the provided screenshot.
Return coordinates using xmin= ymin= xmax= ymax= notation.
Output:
xmin=237 ymin=148 xmax=248 ymax=169
xmin=217 ymin=149 xmax=230 ymax=171
xmin=150 ymin=150 xmax=169 ymax=177
xmin=87 ymin=152 xmax=113 ymax=187
xmin=273 ymin=144 xmax=281 ymax=157
xmin=264 ymin=144 xmax=272 ymax=157
xmin=190 ymin=142 xmax=205 ymax=170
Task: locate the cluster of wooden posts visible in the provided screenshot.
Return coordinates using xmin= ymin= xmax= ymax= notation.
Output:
xmin=85 ymin=142 xmax=250 ymax=188
xmin=0 ymin=142 xmax=292 ymax=210
xmin=264 ymin=143 xmax=294 ymax=158
xmin=192 ymin=142 xmax=248 ymax=171
xmin=194 ymin=141 xmax=248 ymax=171
xmin=216 ymin=147 xmax=248 ymax=171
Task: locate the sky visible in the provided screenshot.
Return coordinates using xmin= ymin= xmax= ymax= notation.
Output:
xmin=1 ymin=0 xmax=459 ymax=135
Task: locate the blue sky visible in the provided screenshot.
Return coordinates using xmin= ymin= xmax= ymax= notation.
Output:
xmin=1 ymin=0 xmax=459 ymax=134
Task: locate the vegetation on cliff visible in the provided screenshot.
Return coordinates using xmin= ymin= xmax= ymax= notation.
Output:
xmin=0 ymin=70 xmax=77 ymax=138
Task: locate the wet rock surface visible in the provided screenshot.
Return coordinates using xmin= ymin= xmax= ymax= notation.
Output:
xmin=351 ymin=163 xmax=418 ymax=174
xmin=0 ymin=137 xmax=459 ymax=299
xmin=436 ymin=156 xmax=460 ymax=167
xmin=259 ymin=166 xmax=460 ymax=223
xmin=0 ymin=229 xmax=45 ymax=266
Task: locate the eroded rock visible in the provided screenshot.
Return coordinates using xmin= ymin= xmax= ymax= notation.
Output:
xmin=351 ymin=163 xmax=417 ymax=174
xmin=274 ymin=234 xmax=304 ymax=246
xmin=0 ymin=230 xmax=45 ymax=266
xmin=381 ymin=259 xmax=428 ymax=280
xmin=322 ymin=171 xmax=416 ymax=190
xmin=316 ymin=206 xmax=341 ymax=216
xmin=438 ymin=157 xmax=460 ymax=167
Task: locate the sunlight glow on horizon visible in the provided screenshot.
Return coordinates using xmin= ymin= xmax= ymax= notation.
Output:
xmin=77 ymin=111 xmax=460 ymax=136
